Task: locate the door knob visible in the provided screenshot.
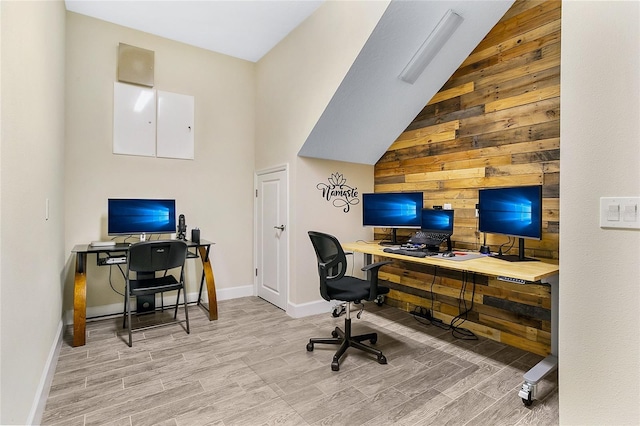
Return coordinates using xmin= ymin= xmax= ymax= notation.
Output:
xmin=274 ymin=225 xmax=285 ymax=231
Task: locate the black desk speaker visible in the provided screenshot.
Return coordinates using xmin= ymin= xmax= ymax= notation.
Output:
xmin=191 ymin=228 xmax=200 ymax=244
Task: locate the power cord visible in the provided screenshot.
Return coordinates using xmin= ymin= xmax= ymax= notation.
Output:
xmin=410 ymin=267 xmax=477 ymax=340
xmin=498 ymin=237 xmax=515 ymax=256
xmin=108 ymin=263 xmax=126 ymax=297
xmin=449 ymin=272 xmax=478 ymax=340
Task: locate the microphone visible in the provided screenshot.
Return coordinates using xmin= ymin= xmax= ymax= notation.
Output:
xmin=177 ymin=214 xmax=187 ymax=240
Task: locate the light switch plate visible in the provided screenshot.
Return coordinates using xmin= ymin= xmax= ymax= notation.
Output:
xmin=600 ymin=197 xmax=640 ymax=229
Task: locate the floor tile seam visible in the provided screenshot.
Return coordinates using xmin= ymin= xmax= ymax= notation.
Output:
xmin=72 ymin=353 xmax=174 ymax=386
xmin=126 ymin=384 xmax=210 ymax=424
xmin=470 ymin=385 xmax=501 ymax=403
xmin=242 ymin=393 xmax=312 ymax=426
xmin=47 ymin=370 xmax=130 ymax=403
xmin=344 ymin=386 xmax=448 ymax=426
xmin=83 ymin=381 xmax=206 ymax=426
xmin=45 ymin=378 xmax=164 ymax=420
xmin=464 ymin=382 xmax=531 ymax=426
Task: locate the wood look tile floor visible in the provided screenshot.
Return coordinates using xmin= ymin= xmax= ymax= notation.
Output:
xmin=43 ymin=297 xmax=558 ymax=425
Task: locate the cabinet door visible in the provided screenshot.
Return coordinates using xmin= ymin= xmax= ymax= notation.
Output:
xmin=113 ymin=82 xmax=156 ymax=157
xmin=157 ymin=90 xmax=195 ymax=160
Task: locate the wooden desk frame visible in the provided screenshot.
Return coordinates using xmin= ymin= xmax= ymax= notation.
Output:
xmin=343 ymin=242 xmax=559 ymax=406
xmin=71 ymin=239 xmax=218 ymax=347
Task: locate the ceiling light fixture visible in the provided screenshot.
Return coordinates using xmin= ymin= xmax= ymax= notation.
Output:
xmin=399 ymin=9 xmax=464 ymax=84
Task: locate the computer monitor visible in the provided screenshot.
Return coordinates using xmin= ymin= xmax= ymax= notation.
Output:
xmin=478 ymin=185 xmax=542 ymax=261
xmin=421 ymin=208 xmax=454 ymax=234
xmin=108 ymin=198 xmax=177 ymax=239
xmin=362 ymin=192 xmax=423 ymax=245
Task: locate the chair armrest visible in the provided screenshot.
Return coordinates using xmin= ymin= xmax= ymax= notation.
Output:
xmin=361 ymin=260 xmax=392 ymax=272
xmin=361 ymin=260 xmax=392 ymax=301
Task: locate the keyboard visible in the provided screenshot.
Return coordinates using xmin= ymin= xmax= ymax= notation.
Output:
xmin=410 ymin=231 xmax=450 ymax=247
xmin=383 ymin=248 xmax=434 ymax=258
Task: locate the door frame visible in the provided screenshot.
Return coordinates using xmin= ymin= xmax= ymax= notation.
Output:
xmin=254 ymin=164 xmax=290 ymax=311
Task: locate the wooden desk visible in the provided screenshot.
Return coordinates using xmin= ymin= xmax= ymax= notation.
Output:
xmin=342 ymin=242 xmax=559 ymax=282
xmin=71 ymin=239 xmax=218 ymax=347
xmin=343 ymin=241 xmax=559 ymax=406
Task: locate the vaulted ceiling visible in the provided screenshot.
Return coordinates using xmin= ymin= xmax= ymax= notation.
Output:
xmin=65 ymin=0 xmax=514 ymax=165
xmin=298 ymin=0 xmax=514 ymax=165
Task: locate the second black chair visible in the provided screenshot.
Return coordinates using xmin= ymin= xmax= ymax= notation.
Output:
xmin=123 ymin=240 xmax=190 ymax=347
xmin=307 ymin=231 xmax=392 ymax=371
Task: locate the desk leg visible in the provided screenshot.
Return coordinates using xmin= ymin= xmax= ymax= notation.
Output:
xmin=518 ymin=273 xmax=559 ymax=405
xmin=73 ymin=252 xmax=87 ymax=347
xmin=197 ymin=246 xmax=218 ymax=320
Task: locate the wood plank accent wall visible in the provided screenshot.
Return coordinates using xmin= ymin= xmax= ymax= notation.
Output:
xmin=374 ymin=0 xmax=560 ymax=356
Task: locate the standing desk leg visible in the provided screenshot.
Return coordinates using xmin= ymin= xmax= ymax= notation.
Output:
xmin=73 ymin=253 xmax=88 ymax=347
xmin=197 ymin=246 xmax=218 ymax=320
xmin=518 ymin=273 xmax=559 ymax=405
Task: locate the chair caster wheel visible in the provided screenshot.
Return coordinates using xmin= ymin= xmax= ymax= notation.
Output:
xmin=522 ymin=396 xmax=533 ymax=407
xmin=331 ymin=361 xmax=340 ymax=371
xmin=332 ymin=305 xmax=345 ymax=317
xmin=377 ymin=354 xmax=387 ymax=364
xmin=331 ymin=330 xmax=339 ymax=338
xmin=306 ymin=342 xmax=314 ymax=352
xmin=370 ymin=336 xmax=377 ymax=344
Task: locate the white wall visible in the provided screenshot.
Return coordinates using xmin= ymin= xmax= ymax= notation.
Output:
xmin=0 ymin=1 xmax=66 ymax=423
xmin=64 ymin=13 xmax=256 ymax=316
xmin=255 ymin=0 xmax=389 ymax=306
xmin=559 ymin=1 xmax=640 ymax=424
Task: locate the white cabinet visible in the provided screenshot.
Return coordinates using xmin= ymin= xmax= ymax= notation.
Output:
xmin=113 ymin=82 xmax=156 ymax=157
xmin=157 ymin=90 xmax=194 ymax=160
xmin=113 ymin=82 xmax=195 ymax=160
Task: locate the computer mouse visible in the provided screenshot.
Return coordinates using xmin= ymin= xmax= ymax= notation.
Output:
xmin=442 ymin=251 xmax=455 ymax=257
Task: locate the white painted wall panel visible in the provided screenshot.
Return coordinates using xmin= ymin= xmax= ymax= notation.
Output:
xmin=157 ymin=90 xmax=194 ymax=160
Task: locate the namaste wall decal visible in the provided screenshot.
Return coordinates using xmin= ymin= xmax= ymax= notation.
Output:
xmin=316 ymin=172 xmax=359 ymax=213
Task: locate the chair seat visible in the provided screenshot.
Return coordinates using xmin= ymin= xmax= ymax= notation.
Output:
xmin=326 ymin=276 xmax=390 ymax=302
xmin=130 ymin=276 xmax=182 ymax=296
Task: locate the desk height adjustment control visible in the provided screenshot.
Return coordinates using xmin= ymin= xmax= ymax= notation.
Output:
xmin=497 ymin=275 xmax=527 ymax=285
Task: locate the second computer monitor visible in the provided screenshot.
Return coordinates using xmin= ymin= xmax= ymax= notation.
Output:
xmin=421 ymin=208 xmax=454 ymax=234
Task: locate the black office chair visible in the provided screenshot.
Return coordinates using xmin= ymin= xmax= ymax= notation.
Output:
xmin=306 ymin=231 xmax=392 ymax=371
xmin=123 ymin=240 xmax=190 ymax=347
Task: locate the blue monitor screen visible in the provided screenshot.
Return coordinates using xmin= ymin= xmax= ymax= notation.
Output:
xmin=108 ymin=198 xmax=176 ymax=235
xmin=362 ymin=192 xmax=423 ymax=228
xmin=478 ymin=186 xmax=542 ymax=240
xmin=422 ymin=209 xmax=454 ymax=233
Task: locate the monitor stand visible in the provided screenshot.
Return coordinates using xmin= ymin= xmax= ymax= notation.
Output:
xmin=379 ymin=228 xmax=403 ymax=246
xmin=494 ymin=238 xmax=540 ymax=262
xmin=422 ymin=237 xmax=452 ymax=253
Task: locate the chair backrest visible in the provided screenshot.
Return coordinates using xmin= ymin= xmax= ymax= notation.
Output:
xmin=127 ymin=240 xmax=188 ymax=273
xmin=308 ymin=231 xmax=348 ymax=301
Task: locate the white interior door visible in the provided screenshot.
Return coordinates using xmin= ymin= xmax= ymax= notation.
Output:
xmin=255 ymin=167 xmax=288 ymax=310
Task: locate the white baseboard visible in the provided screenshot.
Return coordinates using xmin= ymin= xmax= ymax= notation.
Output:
xmin=63 ymin=285 xmax=255 ymax=325
xmin=218 ymin=284 xmax=254 ymax=300
xmin=28 ymin=320 xmax=63 ymax=425
xmin=286 ymin=298 xmax=333 ymax=318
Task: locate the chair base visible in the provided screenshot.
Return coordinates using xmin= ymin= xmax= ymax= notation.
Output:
xmin=306 ymin=317 xmax=387 ymax=371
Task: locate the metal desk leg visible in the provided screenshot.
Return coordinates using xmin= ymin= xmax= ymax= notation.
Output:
xmin=197 ymin=245 xmax=218 ymax=320
xmin=518 ymin=273 xmax=559 ymax=405
xmin=73 ymin=252 xmax=88 ymax=347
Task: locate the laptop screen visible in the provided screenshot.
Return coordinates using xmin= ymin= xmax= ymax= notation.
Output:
xmin=421 ymin=209 xmax=454 ymax=234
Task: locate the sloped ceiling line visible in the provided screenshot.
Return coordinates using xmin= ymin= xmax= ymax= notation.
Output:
xmin=298 ymin=0 xmax=515 ymax=166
